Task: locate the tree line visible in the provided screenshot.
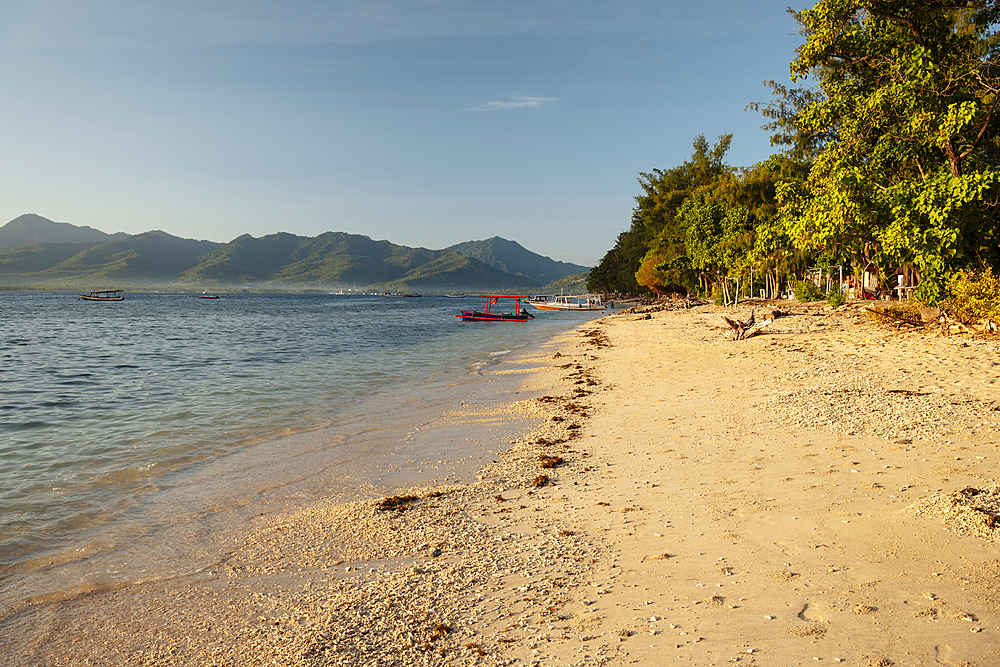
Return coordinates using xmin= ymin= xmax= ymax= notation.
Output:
xmin=588 ymin=1 xmax=1000 ymax=304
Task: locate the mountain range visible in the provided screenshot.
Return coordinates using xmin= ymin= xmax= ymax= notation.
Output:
xmin=0 ymin=214 xmax=589 ymax=291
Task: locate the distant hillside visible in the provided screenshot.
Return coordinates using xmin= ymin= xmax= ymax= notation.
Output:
xmin=181 ymin=232 xmax=538 ymax=289
xmin=370 ymin=251 xmax=538 ymax=291
xmin=449 ymin=237 xmax=589 ymax=285
xmin=0 ymin=214 xmax=579 ymax=291
xmin=541 ymin=272 xmax=590 ymax=294
xmin=0 ymin=242 xmax=102 ymax=273
xmin=182 ymin=232 xmax=446 ymax=285
xmin=46 ymin=231 xmax=222 ymax=281
xmin=0 ymin=214 xmax=126 ymax=248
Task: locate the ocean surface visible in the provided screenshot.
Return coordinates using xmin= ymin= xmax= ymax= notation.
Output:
xmin=0 ymin=291 xmax=601 ymax=608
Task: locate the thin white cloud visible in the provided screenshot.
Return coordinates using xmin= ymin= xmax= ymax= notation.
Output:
xmin=471 ymin=95 xmax=557 ymax=111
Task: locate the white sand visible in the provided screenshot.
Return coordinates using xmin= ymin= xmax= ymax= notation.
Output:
xmin=5 ymin=301 xmax=999 ymax=667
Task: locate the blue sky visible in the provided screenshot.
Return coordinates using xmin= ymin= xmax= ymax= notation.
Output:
xmin=0 ymin=1 xmax=803 ymax=266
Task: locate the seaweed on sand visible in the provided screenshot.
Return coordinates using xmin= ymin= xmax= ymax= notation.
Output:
xmin=376 ymin=495 xmax=419 ymax=511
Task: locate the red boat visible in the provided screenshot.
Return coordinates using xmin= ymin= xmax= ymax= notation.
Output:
xmin=455 ymin=295 xmax=534 ymax=322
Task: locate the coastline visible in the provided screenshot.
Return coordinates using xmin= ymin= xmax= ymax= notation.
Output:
xmin=6 ymin=302 xmax=1000 ymax=665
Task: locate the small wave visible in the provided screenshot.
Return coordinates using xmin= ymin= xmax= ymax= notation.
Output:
xmin=0 ymin=421 xmax=52 ymax=433
xmin=489 ymin=349 xmax=513 ymax=357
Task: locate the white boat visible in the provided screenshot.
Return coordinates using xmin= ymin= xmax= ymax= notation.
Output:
xmin=530 ymin=295 xmax=605 ymax=311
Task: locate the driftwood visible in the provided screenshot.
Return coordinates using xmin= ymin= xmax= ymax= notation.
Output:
xmin=916 ymin=306 xmax=998 ymax=335
xmin=870 ymin=305 xmax=999 ymax=335
xmin=722 ymin=309 xmax=774 ymax=340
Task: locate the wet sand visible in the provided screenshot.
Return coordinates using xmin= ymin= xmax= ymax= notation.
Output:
xmin=4 ymin=301 xmax=1000 ymax=666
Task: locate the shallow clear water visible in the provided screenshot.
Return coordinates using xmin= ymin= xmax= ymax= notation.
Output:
xmin=0 ymin=292 xmax=598 ymax=604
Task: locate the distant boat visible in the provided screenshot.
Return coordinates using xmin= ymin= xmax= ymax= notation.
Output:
xmin=530 ymin=295 xmax=605 ymax=311
xmin=199 ymin=295 xmax=220 ymax=299
xmin=79 ymin=290 xmax=125 ymax=302
xmin=455 ymin=295 xmax=534 ymax=322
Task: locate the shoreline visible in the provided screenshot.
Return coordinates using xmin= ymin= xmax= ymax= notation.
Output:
xmin=5 ymin=302 xmax=1000 ymax=665
xmin=0 ymin=320 xmax=595 ymax=665
xmin=0 ymin=303 xmax=588 ymax=609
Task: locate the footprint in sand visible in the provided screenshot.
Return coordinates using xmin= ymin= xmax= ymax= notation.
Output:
xmin=935 ymin=644 xmax=969 ymax=666
xmin=798 ymin=603 xmax=824 ymax=622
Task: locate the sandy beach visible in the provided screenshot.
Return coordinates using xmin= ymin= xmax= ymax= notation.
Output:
xmin=6 ymin=300 xmax=1000 ymax=666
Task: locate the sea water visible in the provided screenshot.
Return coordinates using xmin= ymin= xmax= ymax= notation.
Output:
xmin=0 ymin=292 xmax=600 ymax=607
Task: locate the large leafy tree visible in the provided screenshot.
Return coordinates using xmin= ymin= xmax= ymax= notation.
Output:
xmin=588 ymin=134 xmax=733 ymax=295
xmin=747 ymin=80 xmax=834 ymax=161
xmin=677 ymin=188 xmax=754 ymax=302
xmin=586 ymin=220 xmax=650 ymax=295
xmin=779 ymin=0 xmax=1000 ymax=301
xmin=672 ymin=155 xmax=813 ymax=301
xmin=633 ymin=135 xmax=734 ymax=293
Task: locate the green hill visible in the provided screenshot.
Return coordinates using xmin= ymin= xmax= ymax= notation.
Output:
xmin=0 ymin=242 xmax=102 ymax=273
xmin=46 ymin=231 xmax=222 ymax=281
xmin=449 ymin=237 xmax=589 ymax=284
xmin=541 ymin=272 xmax=590 ymax=294
xmin=0 ymin=214 xmax=582 ymax=291
xmin=181 ymin=232 xmax=539 ymax=290
xmin=370 ymin=251 xmax=539 ymax=291
xmin=0 ymin=214 xmax=126 ymax=247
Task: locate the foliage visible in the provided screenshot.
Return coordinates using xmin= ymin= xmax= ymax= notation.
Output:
xmin=778 ymin=0 xmax=1000 ymax=303
xmin=542 ymin=272 xmax=590 ymax=295
xmin=747 ymin=80 xmax=832 ymax=161
xmin=942 ymin=267 xmax=1000 ymax=322
xmin=794 ymin=279 xmax=825 ymax=302
xmin=827 ymin=285 xmax=846 ymax=307
xmin=662 ymin=155 xmax=814 ymax=300
xmin=589 ymin=134 xmax=735 ymax=295
xmin=675 ymin=187 xmax=757 ymax=302
xmin=587 ymin=220 xmax=649 ymax=294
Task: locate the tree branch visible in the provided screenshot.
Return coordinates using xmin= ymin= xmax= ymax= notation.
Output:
xmin=874 ymin=10 xmax=926 ymax=47
xmin=958 ymin=96 xmax=998 ymax=161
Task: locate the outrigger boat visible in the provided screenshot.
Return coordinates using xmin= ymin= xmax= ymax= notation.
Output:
xmin=530 ymin=294 xmax=605 ymax=311
xmin=455 ymin=295 xmax=534 ymax=322
xmin=79 ymin=289 xmax=125 ymax=301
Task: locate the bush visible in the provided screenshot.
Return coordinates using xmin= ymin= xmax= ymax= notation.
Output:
xmin=827 ymin=287 xmax=846 ymax=307
xmin=794 ymin=279 xmax=824 ymax=302
xmin=943 ymin=268 xmax=1000 ymax=323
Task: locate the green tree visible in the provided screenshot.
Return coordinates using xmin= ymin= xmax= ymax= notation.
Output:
xmin=676 ymin=188 xmax=754 ymax=303
xmin=588 ymin=134 xmax=734 ymax=295
xmin=587 ymin=219 xmax=649 ymax=295
xmin=633 ymin=134 xmax=734 ymax=293
xmin=747 ymin=80 xmax=833 ymax=161
xmin=779 ymin=0 xmax=1000 ymax=302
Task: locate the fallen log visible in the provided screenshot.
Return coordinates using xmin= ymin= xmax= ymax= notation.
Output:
xmin=722 ymin=309 xmax=773 ymax=341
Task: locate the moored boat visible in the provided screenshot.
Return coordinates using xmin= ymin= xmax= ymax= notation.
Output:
xmin=530 ymin=295 xmax=605 ymax=311
xmin=79 ymin=290 xmax=125 ymax=301
xmin=455 ymin=295 xmax=534 ymax=322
